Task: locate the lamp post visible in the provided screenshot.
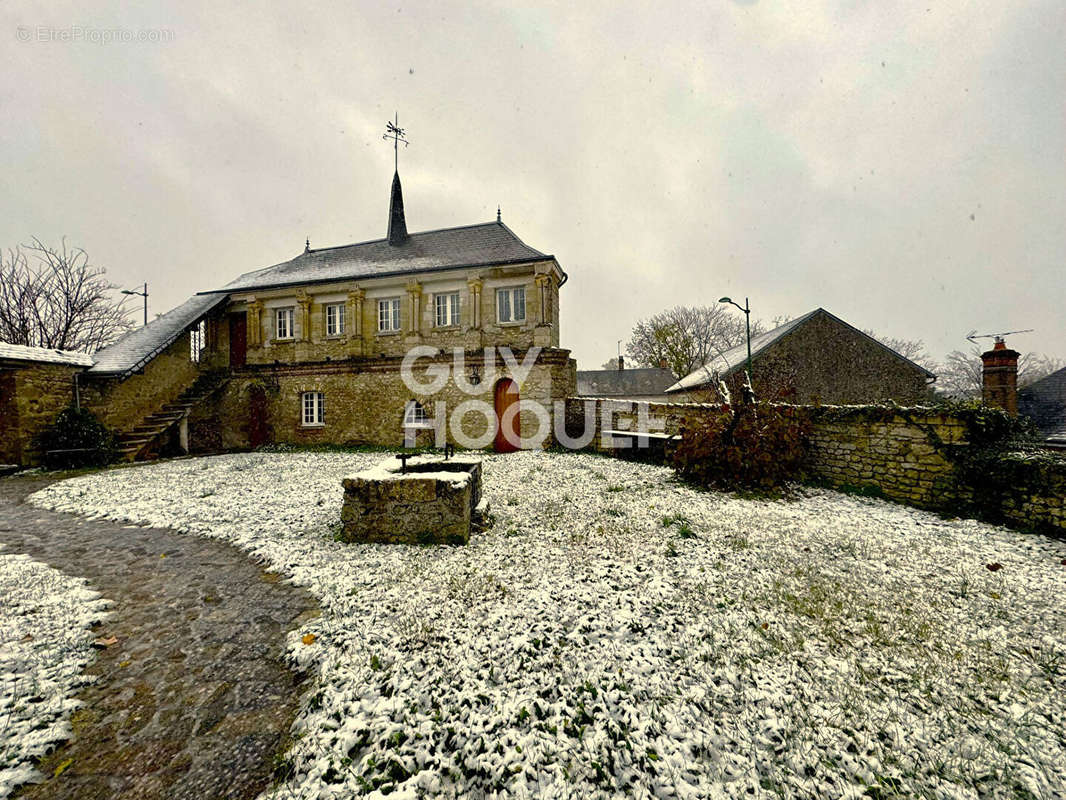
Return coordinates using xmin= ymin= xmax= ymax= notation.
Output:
xmin=719 ymin=295 xmax=752 ymax=382
xmin=121 ymin=282 xmax=148 ymax=326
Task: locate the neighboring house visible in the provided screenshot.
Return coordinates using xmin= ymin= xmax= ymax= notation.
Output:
xmin=666 ymin=308 xmax=935 ymax=404
xmin=1019 ymin=366 xmax=1066 ymax=448
xmin=0 ymin=168 xmax=574 ymax=465
xmin=576 ymin=362 xmax=676 ymax=402
xmin=0 ymin=343 xmax=94 ymax=465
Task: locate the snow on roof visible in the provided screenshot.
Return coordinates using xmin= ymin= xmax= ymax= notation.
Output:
xmin=88 ymin=293 xmax=228 ymax=377
xmin=206 ymin=221 xmax=557 ymax=294
xmin=665 ymin=310 xmax=820 ymax=393
xmin=0 ymin=342 xmax=94 ymax=367
xmin=665 ymin=308 xmax=936 ymax=393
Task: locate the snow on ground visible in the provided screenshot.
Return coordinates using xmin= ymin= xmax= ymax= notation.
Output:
xmin=29 ymin=451 xmax=1066 ymax=799
xmin=0 ymin=548 xmax=110 ymax=798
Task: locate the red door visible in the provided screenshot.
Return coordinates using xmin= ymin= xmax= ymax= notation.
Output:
xmin=229 ymin=313 xmax=247 ymax=368
xmin=493 ymin=378 xmax=520 ymax=453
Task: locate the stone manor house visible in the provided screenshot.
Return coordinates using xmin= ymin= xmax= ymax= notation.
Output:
xmin=0 ymin=170 xmax=575 ymax=465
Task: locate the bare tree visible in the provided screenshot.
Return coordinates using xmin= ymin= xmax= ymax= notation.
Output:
xmin=627 ymin=305 xmax=763 ymax=378
xmin=0 ymin=238 xmax=132 ymax=353
xmin=862 ymin=329 xmax=938 ymax=373
xmin=934 ymin=346 xmax=1064 ymax=399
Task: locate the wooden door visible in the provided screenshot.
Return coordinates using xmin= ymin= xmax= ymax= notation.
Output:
xmin=229 ymin=313 xmax=247 ymax=368
xmin=493 ymin=378 xmax=520 ymax=453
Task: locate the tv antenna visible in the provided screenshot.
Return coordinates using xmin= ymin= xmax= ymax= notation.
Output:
xmin=965 ymin=329 xmax=1033 ymax=345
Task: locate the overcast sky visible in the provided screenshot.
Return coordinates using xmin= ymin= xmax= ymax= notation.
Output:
xmin=2 ymin=0 xmax=1063 ymax=370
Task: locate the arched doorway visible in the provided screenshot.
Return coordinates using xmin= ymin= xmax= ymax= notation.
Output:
xmin=493 ymin=378 xmax=520 ymax=453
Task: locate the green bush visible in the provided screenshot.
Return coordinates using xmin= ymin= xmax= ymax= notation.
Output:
xmin=671 ymin=403 xmax=811 ymax=491
xmin=33 ymin=406 xmax=117 ymax=469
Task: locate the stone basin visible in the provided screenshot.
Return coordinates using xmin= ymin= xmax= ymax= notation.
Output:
xmin=340 ymin=455 xmax=488 ymax=545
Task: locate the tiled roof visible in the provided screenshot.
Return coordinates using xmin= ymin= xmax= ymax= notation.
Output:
xmin=0 ymin=342 xmax=94 ymax=367
xmin=666 ymin=308 xmax=936 ymax=393
xmin=1019 ymin=365 xmax=1066 ymax=441
xmin=88 ymin=293 xmax=228 ymax=377
xmin=207 ymin=220 xmax=556 ymax=294
xmin=576 ymin=368 xmax=677 ymax=398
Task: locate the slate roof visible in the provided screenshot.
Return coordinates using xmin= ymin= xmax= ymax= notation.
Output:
xmin=666 ymin=308 xmax=936 ymax=393
xmin=576 ymin=368 xmax=677 ymax=398
xmin=88 ymin=293 xmax=228 ymax=377
xmin=0 ymin=342 xmax=94 ymax=367
xmin=206 ymin=220 xmax=558 ymax=294
xmin=1019 ymin=365 xmax=1066 ymax=442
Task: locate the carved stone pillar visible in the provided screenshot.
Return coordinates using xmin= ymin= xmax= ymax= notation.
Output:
xmin=535 ymin=273 xmax=552 ymax=325
xmin=296 ymin=293 xmax=313 ymax=342
xmin=405 ymin=282 xmax=423 ymax=337
xmin=247 ymin=300 xmax=263 ymax=348
xmin=347 ymin=288 xmax=364 ymax=356
xmin=466 ymin=278 xmax=483 ymax=330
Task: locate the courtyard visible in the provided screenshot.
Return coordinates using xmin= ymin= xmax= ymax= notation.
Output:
xmin=6 ymin=450 xmax=1066 ymax=798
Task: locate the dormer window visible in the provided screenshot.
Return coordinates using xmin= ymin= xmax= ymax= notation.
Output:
xmin=496 ymin=286 xmax=526 ymax=324
xmin=275 ymin=307 xmax=295 ymax=340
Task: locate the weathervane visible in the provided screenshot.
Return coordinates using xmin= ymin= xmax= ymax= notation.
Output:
xmin=383 ymin=112 xmax=409 ymax=172
xmin=966 ymin=329 xmax=1033 ymax=345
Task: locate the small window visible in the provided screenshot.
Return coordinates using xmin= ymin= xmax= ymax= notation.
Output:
xmin=434 ymin=292 xmax=460 ymax=327
xmin=325 ymin=302 xmax=345 ymax=337
xmin=302 ymin=391 xmax=324 ymax=427
xmin=378 ymin=298 xmax=401 ymax=332
xmin=403 ymin=400 xmax=432 ymax=427
xmin=275 ymin=307 xmax=295 ymax=340
xmin=496 ymin=286 xmax=526 ymax=324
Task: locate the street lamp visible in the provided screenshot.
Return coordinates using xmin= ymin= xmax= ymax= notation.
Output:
xmin=121 ymin=282 xmax=148 ymax=326
xmin=719 ymin=296 xmax=752 ymax=385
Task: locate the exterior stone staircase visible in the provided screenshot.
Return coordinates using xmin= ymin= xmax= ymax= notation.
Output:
xmin=117 ymin=371 xmax=228 ymax=462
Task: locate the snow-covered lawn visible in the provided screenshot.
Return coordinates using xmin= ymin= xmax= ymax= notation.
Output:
xmin=29 ymin=451 xmax=1066 ymax=799
xmin=0 ymin=549 xmax=110 ymax=799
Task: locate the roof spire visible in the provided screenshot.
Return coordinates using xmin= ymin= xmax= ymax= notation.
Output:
xmin=304 ymin=237 xmax=310 ymax=253
xmin=497 ymin=206 xmax=501 ymax=223
xmin=383 ymin=113 xmax=410 ymax=246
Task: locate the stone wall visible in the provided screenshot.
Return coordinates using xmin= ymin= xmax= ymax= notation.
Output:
xmin=81 ymin=331 xmax=202 ymax=434
xmin=564 ymin=397 xmax=1066 ymax=534
xmin=214 ymin=348 xmax=576 ymax=450
xmin=0 ymin=364 xmax=79 ymax=465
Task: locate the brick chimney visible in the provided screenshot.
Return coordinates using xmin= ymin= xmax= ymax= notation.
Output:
xmin=617 ymin=355 xmax=624 ymax=371
xmin=981 ymin=338 xmax=1019 ymax=414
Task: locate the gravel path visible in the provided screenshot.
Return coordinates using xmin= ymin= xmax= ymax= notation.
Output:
xmin=0 ymin=473 xmax=318 ymax=800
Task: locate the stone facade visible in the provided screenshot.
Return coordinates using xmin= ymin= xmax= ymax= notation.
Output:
xmin=80 ymin=331 xmax=200 ymax=434
xmin=673 ymin=310 xmax=932 ymax=405
xmin=340 ymin=456 xmax=484 ymax=544
xmin=0 ymin=363 xmax=79 ymax=465
xmin=212 ymin=348 xmax=576 ymax=451
xmin=203 ymin=261 xmax=561 ymax=369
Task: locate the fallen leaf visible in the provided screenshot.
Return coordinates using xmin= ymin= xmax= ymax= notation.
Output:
xmin=761 ymin=622 xmax=769 ymax=630
xmin=989 ymin=592 xmax=1000 ymax=600
xmin=986 ymin=562 xmax=1003 ymax=572
xmin=21 ymin=634 xmax=33 ymax=642
xmin=92 ymin=636 xmax=118 ymax=649
xmin=302 ymin=633 xmax=317 ymax=645
xmin=54 ymin=758 xmax=73 ymax=777
xmin=119 ymin=660 xmax=131 ymax=668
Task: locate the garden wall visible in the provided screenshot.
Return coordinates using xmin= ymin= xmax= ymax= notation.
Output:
xmin=564 ymin=397 xmax=1066 ymax=534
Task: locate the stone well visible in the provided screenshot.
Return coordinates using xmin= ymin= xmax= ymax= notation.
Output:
xmin=340 ymin=455 xmax=489 ymax=545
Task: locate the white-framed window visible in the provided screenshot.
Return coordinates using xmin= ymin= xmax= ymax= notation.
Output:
xmin=403 ymin=400 xmax=432 ymax=428
xmin=378 ymin=298 xmax=401 ymax=333
xmin=434 ymin=292 xmax=460 ymax=327
xmin=301 ymin=391 xmax=324 ymax=427
xmin=275 ymin=307 xmax=295 ymax=340
xmin=325 ymin=302 xmax=345 ymax=337
xmin=496 ymin=286 xmax=526 ymax=324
